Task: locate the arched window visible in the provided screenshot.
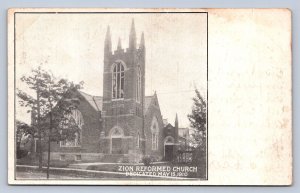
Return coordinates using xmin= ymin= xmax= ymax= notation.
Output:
xmin=136 ymin=67 xmax=142 ymax=102
xmin=60 ymin=109 xmax=84 ymax=147
xmin=112 ymin=61 xmax=125 ymax=99
xmin=151 ymin=117 xmax=159 ymax=150
xmin=109 ymin=127 xmax=124 ymax=138
xmin=164 ymin=136 xmax=174 ymax=145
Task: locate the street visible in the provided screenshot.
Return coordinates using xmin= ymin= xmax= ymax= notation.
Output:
xmin=16 ymin=170 xmax=93 ymax=179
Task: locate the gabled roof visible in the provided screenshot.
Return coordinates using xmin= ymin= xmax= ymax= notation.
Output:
xmin=144 ymin=96 xmax=153 ymax=112
xmin=165 ymin=123 xmax=174 ymax=128
xmin=92 ymin=96 xmax=103 ymax=111
xmin=144 ymin=92 xmax=160 ymax=113
xmin=77 ymin=91 xmax=158 ymax=114
xmin=78 ymin=91 xmax=102 ymax=112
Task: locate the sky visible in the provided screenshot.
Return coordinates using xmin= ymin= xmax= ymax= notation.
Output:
xmin=15 ymin=13 xmax=207 ymax=128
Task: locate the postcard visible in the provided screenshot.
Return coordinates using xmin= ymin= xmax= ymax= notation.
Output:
xmin=8 ymin=8 xmax=292 ymax=185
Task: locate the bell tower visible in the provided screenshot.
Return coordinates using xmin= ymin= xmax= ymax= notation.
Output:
xmin=101 ymin=20 xmax=146 ymax=161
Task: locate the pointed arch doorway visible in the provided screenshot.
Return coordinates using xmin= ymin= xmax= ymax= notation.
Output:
xmin=109 ymin=127 xmax=124 ymax=154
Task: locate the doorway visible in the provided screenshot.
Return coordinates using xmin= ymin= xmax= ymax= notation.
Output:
xmin=164 ymin=145 xmax=174 ymax=161
xmin=109 ymin=126 xmax=124 ymax=154
xmin=164 ymin=136 xmax=175 ymax=161
xmin=111 ymin=138 xmax=122 ymax=154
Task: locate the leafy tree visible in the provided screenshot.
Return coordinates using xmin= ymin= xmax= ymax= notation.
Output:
xmin=187 ymin=89 xmax=207 ymax=170
xmin=17 ymin=66 xmax=50 ymax=169
xmin=16 ymin=120 xmax=34 ymax=143
xmin=16 ymin=120 xmax=34 ymax=159
xmin=187 ymin=89 xmax=207 ymax=145
xmin=17 ymin=65 xmax=83 ymax=178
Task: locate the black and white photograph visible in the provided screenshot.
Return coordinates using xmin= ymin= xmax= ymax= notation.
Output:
xmin=12 ymin=11 xmax=208 ymax=182
xmin=8 ymin=8 xmax=292 ymax=186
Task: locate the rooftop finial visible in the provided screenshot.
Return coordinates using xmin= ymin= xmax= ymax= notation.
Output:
xmin=117 ymin=37 xmax=122 ymax=50
xmin=139 ymin=32 xmax=145 ymax=49
xmin=104 ymin=25 xmax=112 ymax=54
xmin=129 ymin=19 xmax=136 ymax=49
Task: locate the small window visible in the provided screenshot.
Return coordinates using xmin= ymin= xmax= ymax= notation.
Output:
xmin=136 ymin=66 xmax=142 ymax=102
xmin=60 ymin=154 xmax=66 ymax=161
xmin=75 ymin=155 xmax=81 ymax=161
xmin=152 ymin=133 xmax=158 ymax=150
xmin=151 ymin=117 xmax=159 ymax=150
xmin=60 ymin=140 xmax=66 ymax=147
xmin=137 ymin=133 xmax=140 ymax=148
xmin=100 ymin=131 xmax=105 ymax=138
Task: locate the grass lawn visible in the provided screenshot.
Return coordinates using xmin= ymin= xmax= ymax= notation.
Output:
xmin=16 ymin=151 xmax=207 ymax=179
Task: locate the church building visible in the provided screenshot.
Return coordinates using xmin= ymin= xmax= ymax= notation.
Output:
xmin=45 ymin=20 xmax=181 ymax=163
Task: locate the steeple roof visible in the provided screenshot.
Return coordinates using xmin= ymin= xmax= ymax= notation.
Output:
xmin=117 ymin=37 xmax=122 ymax=50
xmin=139 ymin=32 xmax=145 ymax=48
xmin=129 ymin=19 xmax=137 ymax=49
xmin=104 ymin=25 xmax=112 ymax=53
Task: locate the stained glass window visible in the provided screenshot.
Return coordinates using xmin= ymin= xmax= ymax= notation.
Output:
xmin=112 ymin=62 xmax=125 ymax=99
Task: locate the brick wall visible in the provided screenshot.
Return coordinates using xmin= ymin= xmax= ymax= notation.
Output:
xmin=50 ymin=91 xmax=102 ymax=155
xmin=102 ymin=43 xmax=145 ymax=160
xmin=144 ymin=97 xmax=164 ymax=161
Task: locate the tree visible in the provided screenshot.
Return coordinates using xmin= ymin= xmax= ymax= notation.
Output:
xmin=17 ymin=66 xmax=50 ymax=169
xmin=17 ymin=65 xmax=83 ymax=177
xmin=16 ymin=120 xmax=34 ymax=159
xmin=187 ymin=89 xmax=207 ymax=168
xmin=188 ymin=89 xmax=207 ymax=145
xmin=16 ymin=120 xmax=34 ymax=146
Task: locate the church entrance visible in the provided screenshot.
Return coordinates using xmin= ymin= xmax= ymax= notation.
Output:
xmin=164 ymin=145 xmax=174 ymax=161
xmin=109 ymin=127 xmax=124 ymax=154
xmin=164 ymin=136 xmax=175 ymax=162
xmin=111 ymin=138 xmax=122 ymax=154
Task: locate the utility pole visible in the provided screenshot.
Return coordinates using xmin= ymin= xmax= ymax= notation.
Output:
xmin=46 ymin=111 xmax=52 ymax=179
xmin=46 ymin=91 xmax=53 ymax=179
xmin=36 ymin=79 xmax=42 ymax=170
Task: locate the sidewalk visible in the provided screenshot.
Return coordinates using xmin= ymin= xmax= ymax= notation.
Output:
xmin=69 ymin=161 xmax=168 ymax=169
xmin=16 ymin=165 xmax=193 ymax=180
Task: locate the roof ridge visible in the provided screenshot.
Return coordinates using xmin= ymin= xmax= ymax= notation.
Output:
xmin=78 ymin=90 xmax=102 ymax=112
xmin=92 ymin=96 xmax=101 ymax=112
xmin=78 ymin=90 xmax=102 ymax=98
